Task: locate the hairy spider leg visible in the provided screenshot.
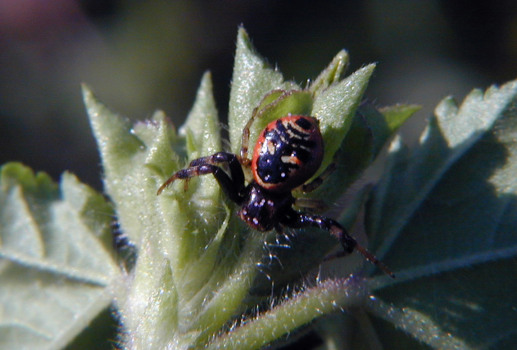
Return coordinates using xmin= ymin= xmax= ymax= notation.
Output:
xmin=281 ymin=210 xmax=395 ymax=278
xmin=240 ymin=106 xmax=260 ymax=165
xmin=293 ymin=198 xmax=328 ymax=212
xmin=301 ymin=162 xmax=337 ymax=193
xmin=189 ymin=152 xmax=245 ymax=191
xmin=157 ymin=152 xmax=246 ymax=204
xmin=239 ymin=89 xmax=287 ymax=164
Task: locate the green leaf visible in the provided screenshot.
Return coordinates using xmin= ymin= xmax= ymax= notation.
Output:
xmin=305 ymin=110 xmax=375 ymax=203
xmin=85 ymin=83 xmax=189 ymax=346
xmin=313 ymin=64 xmax=376 ymax=173
xmin=304 ymin=103 xmax=420 ymax=204
xmin=0 ymin=162 xmax=119 ymax=350
xmin=379 ymin=104 xmax=421 ymax=134
xmin=364 ymin=103 xmax=421 ymax=157
xmin=365 ymin=79 xmax=517 ymax=348
xmin=182 ymin=71 xmax=222 ymax=159
xmin=83 ymin=84 xmax=148 ymax=246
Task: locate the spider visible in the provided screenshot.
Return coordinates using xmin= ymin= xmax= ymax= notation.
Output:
xmin=157 ymin=112 xmax=394 ymax=278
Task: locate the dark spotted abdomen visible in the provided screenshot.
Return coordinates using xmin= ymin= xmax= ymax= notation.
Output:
xmin=251 ymin=115 xmax=324 ymax=192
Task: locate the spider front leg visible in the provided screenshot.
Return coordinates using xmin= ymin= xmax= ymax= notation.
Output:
xmin=282 ymin=210 xmax=395 ymax=278
xmin=157 ymin=152 xmax=246 ymax=204
xmin=189 ymin=151 xmax=245 ymax=189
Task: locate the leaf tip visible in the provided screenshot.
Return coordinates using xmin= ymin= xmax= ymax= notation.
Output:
xmin=81 ymin=83 xmax=95 ymax=106
xmin=199 ymin=70 xmax=214 ymax=93
xmin=237 ymin=26 xmax=249 ymax=44
xmin=361 ymin=63 xmax=377 ymax=78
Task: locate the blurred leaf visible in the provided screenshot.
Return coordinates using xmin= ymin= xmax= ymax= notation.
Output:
xmin=0 ymin=162 xmax=119 ymax=350
xmin=379 ymin=104 xmax=422 ymax=134
xmin=65 ymin=308 xmax=118 ymax=350
xmin=305 ymin=110 xmax=374 ymax=203
xmin=359 ymin=103 xmax=421 ymax=157
xmin=364 ymin=79 xmax=517 ymax=348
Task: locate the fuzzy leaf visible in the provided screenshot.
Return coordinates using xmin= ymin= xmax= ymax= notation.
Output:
xmin=364 ymin=79 xmax=517 ymax=348
xmin=83 ymin=84 xmax=149 ymax=246
xmin=0 ymin=162 xmax=118 ymax=350
xmin=84 ymin=75 xmax=267 ymax=348
xmin=207 ymin=277 xmax=367 ymax=350
xmin=182 ymin=71 xmax=222 ymax=159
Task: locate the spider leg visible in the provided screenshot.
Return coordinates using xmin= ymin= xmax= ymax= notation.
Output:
xmin=239 ymin=89 xmax=287 ymax=165
xmin=189 ymin=152 xmax=245 ymax=189
xmin=281 ymin=211 xmax=395 ymax=278
xmin=301 ymin=162 xmax=337 ymax=193
xmin=274 ymin=224 xmax=285 ymax=236
xmin=157 ymin=152 xmax=245 ymax=204
xmin=240 ymin=105 xmax=260 ymax=165
xmin=294 ymin=198 xmax=328 ymax=212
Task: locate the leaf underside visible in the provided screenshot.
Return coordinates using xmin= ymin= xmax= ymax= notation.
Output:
xmin=365 ymin=80 xmax=517 ymax=349
xmin=0 ymin=163 xmax=119 ymax=350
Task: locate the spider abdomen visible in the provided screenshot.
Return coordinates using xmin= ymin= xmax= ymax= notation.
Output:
xmin=251 ymin=115 xmax=324 ymax=193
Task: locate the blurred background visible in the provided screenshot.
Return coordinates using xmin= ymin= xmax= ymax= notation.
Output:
xmin=1 ymin=0 xmax=516 ymax=191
